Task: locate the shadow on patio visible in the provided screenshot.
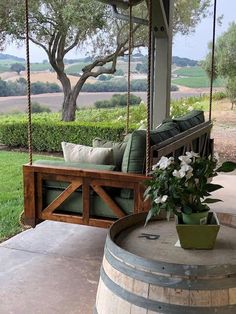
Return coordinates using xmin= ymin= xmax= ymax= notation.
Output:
xmin=0 ymin=174 xmax=235 ymax=314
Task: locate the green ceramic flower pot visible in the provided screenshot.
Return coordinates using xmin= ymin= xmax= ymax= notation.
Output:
xmin=182 ymin=211 xmax=209 ymax=225
xmin=176 ymin=212 xmax=220 ymax=249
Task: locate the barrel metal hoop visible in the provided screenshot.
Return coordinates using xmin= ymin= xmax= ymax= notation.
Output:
xmin=105 ymin=246 xmax=236 ymax=290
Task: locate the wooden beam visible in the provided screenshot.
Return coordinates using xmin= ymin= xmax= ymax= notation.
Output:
xmin=43 ymin=180 xmax=82 ymax=215
xmin=91 ymin=185 xmax=126 ymax=218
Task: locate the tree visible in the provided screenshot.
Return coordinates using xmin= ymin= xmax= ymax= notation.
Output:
xmin=0 ymin=0 xmax=211 ymax=121
xmin=203 ymin=22 xmax=236 ymax=109
xmin=226 ymin=77 xmax=236 ymax=110
xmin=10 ymin=63 xmax=25 ymax=75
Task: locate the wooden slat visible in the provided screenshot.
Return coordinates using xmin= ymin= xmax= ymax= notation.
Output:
xmin=23 ymin=166 xmax=36 ymax=227
xmin=36 ymin=173 xmax=43 ymax=218
xmin=24 ymin=163 xmax=147 ymax=183
xmin=92 ymin=185 xmax=125 ymax=218
xmin=41 ymin=212 xmax=113 ymax=228
xmin=92 ymin=179 xmax=136 ymax=189
xmin=43 ymin=180 xmax=82 ymax=214
xmin=82 ymin=178 xmax=90 ymax=225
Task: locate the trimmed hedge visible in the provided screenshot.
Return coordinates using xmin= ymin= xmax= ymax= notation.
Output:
xmin=0 ymin=115 xmax=132 ymax=152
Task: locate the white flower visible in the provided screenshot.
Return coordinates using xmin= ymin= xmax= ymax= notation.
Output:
xmin=188 ymin=106 xmax=193 ymax=111
xmin=179 ymin=155 xmax=192 ymax=165
xmin=186 ymin=151 xmax=199 ymax=158
xmin=173 ymin=170 xmax=182 ymax=178
xmin=152 ymin=163 xmax=158 ymax=171
xmin=185 ymin=170 xmax=193 ymax=180
xmin=181 ymin=164 xmax=193 ymax=173
xmin=175 ymin=164 xmax=193 ymax=179
xmin=207 ymin=177 xmax=213 ymax=183
xmin=157 ymin=156 xmax=174 ymax=170
xmin=154 ymin=195 xmax=168 ymax=204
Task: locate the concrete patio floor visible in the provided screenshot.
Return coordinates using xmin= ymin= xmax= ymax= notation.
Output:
xmin=0 ymin=174 xmax=235 ymax=314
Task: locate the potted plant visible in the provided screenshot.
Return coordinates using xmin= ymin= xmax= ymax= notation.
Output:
xmin=144 ymin=152 xmax=236 ymax=249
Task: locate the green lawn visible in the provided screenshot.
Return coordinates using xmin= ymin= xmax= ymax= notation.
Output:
xmin=0 ymin=151 xmax=60 ymax=242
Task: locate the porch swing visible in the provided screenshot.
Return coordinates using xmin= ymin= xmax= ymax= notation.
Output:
xmin=23 ymin=0 xmax=216 ymax=229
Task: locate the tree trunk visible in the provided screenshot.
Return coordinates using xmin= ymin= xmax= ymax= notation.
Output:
xmin=61 ymin=90 xmax=77 ymax=121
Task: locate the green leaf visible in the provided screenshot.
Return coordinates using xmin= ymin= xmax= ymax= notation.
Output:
xmin=143 ymin=186 xmax=151 ymax=198
xmin=216 ymin=161 xmax=236 ymax=172
xmin=202 ymin=198 xmax=223 ymax=204
xmin=205 ymin=183 xmax=223 ymax=192
xmin=144 ymin=210 xmax=153 ymax=227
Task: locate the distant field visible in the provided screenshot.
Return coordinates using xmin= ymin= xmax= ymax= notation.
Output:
xmin=6 ymin=72 xmax=97 ymax=85
xmin=0 ymin=61 xmax=51 ymax=73
xmin=30 ymin=63 xmax=52 ymax=71
xmin=65 ymin=62 xmax=89 ymax=74
xmin=172 ymin=77 xmax=225 ymax=88
xmin=173 ymin=66 xmax=206 ymax=77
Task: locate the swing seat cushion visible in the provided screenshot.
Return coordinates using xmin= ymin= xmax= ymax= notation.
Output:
xmin=61 ymin=142 xmax=114 ymax=165
xmin=33 ymin=159 xmax=117 ymax=171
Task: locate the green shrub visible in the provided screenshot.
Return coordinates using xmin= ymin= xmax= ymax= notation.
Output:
xmin=0 ymin=114 xmax=131 ymax=152
xmin=94 ymin=93 xmax=142 ymax=108
xmin=212 ymin=91 xmax=227 ymax=100
xmin=30 ymin=102 xmax=52 ymax=113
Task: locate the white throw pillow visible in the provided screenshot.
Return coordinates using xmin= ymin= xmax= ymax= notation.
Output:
xmin=61 ymin=142 xmax=114 ymax=165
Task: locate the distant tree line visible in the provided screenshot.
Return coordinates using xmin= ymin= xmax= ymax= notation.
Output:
xmin=172 ymin=56 xmax=198 ymax=67
xmin=0 ymin=78 xmax=61 ymax=96
xmin=94 ymin=93 xmax=142 ymax=108
xmin=82 ymin=79 xmax=178 ymax=93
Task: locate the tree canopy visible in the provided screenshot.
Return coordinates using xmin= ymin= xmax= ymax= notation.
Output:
xmin=0 ymin=0 xmax=212 ymax=121
xmin=203 ymin=22 xmax=236 ymax=108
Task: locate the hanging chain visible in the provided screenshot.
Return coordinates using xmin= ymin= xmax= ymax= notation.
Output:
xmin=25 ymin=0 xmax=33 ymax=165
xmin=209 ymin=0 xmax=217 ymax=122
xmin=126 ymin=2 xmax=133 ymax=134
xmin=146 ymin=0 xmax=152 ymax=176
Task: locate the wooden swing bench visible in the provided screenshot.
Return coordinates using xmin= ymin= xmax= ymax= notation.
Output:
xmin=23 ymin=110 xmax=213 ymax=229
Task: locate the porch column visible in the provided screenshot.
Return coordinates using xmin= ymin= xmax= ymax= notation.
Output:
xmin=151 ymin=0 xmax=173 ymax=128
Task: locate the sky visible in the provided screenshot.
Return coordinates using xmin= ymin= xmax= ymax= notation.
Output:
xmin=3 ymin=0 xmax=236 ymax=62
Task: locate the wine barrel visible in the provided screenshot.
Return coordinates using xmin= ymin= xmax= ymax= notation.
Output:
xmin=95 ymin=212 xmax=236 ymax=314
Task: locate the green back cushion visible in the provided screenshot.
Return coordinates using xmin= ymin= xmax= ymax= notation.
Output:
xmin=173 ymin=110 xmax=205 ymax=131
xmin=121 ymin=123 xmax=180 ymax=175
xmin=92 ymin=138 xmax=127 ymax=170
xmin=150 ymin=122 xmax=180 ymax=144
xmin=121 ymin=130 xmax=146 ymax=174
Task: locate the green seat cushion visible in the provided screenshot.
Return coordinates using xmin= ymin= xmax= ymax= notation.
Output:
xmin=173 ymin=110 xmax=205 ymax=131
xmin=33 ymin=160 xmax=116 ymax=171
xmin=150 ymin=122 xmax=180 ymax=145
xmin=121 ymin=130 xmax=146 ymax=174
xmin=92 ymin=138 xmax=127 ymax=170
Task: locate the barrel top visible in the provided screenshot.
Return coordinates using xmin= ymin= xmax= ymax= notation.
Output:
xmin=114 ymin=216 xmax=236 ymax=266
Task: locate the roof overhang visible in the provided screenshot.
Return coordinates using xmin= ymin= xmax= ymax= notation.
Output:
xmin=98 ymin=0 xmax=144 ymax=9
